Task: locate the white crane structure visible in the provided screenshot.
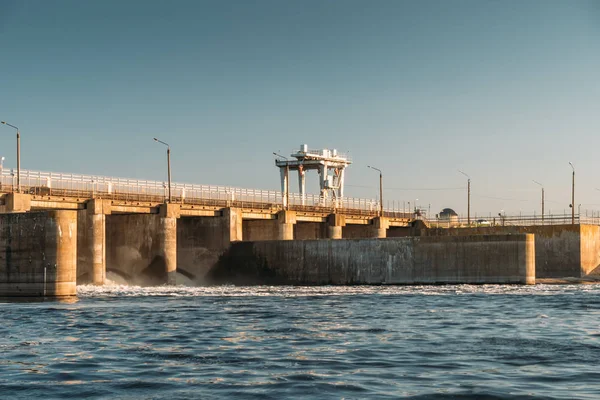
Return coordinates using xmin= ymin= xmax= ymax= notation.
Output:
xmin=274 ymin=144 xmax=352 ymax=208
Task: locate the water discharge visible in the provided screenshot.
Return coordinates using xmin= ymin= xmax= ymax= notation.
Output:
xmin=1 ymin=284 xmax=600 ymax=399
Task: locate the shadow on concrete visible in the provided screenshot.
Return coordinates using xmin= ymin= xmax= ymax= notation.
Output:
xmin=139 ymin=256 xmax=167 ymax=286
xmin=207 ymin=242 xmax=281 ymax=285
xmin=77 ymin=272 xmax=91 ymax=285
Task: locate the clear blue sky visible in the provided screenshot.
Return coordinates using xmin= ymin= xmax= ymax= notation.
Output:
xmin=1 ymin=0 xmax=599 ymax=217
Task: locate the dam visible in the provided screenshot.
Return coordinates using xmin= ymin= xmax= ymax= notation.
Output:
xmin=0 ymin=165 xmax=598 ymax=296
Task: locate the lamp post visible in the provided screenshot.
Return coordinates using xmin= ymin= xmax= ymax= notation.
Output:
xmin=533 ymin=180 xmax=544 ymax=224
xmin=367 ymin=165 xmax=383 ymax=216
xmin=1 ymin=121 xmax=20 ymax=193
xmin=0 ymin=156 xmax=4 ymax=190
xmin=154 ymin=138 xmax=171 ymax=203
xmin=458 ymin=170 xmax=471 ymax=225
xmin=273 ymin=152 xmax=290 ymax=209
xmin=569 ymin=162 xmax=575 ymax=225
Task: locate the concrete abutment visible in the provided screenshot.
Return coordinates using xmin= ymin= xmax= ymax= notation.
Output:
xmin=0 ymin=210 xmax=77 ymax=297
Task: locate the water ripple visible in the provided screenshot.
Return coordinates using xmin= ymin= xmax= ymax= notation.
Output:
xmin=1 ymin=284 xmax=600 ymax=399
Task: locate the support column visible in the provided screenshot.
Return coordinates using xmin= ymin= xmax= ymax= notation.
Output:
xmin=327 ymin=214 xmax=345 ymax=239
xmin=338 ymin=169 xmax=345 ymax=201
xmin=50 ymin=210 xmax=78 ymax=296
xmin=280 ymin=167 xmax=288 ymax=209
xmin=371 ymin=216 xmax=389 ymax=238
xmin=277 ymin=210 xmax=296 ymax=240
xmin=86 ymin=199 xmax=111 ymax=286
xmin=319 ymin=164 xmax=328 ymax=200
xmin=298 ymin=170 xmax=306 ymax=206
xmin=223 ymin=207 xmax=243 ymax=242
xmin=159 ymin=203 xmax=180 ymax=285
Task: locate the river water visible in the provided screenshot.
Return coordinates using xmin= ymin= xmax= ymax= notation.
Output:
xmin=1 ymin=284 xmax=600 ymax=399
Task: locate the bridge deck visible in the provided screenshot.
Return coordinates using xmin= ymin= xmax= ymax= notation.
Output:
xmin=1 ymin=190 xmax=411 ymax=226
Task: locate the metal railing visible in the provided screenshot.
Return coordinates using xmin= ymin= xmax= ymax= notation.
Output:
xmin=424 ymin=213 xmax=593 ymax=228
xmin=3 ymin=168 xmax=599 ymax=225
xmin=0 ymin=168 xmax=389 ymax=215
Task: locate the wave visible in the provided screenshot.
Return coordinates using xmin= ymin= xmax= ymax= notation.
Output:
xmin=76 ymin=283 xmax=600 ymax=298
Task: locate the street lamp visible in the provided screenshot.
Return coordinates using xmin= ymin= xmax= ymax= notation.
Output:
xmin=1 ymin=121 xmax=20 ymax=193
xmin=569 ymin=162 xmax=575 ymax=224
xmin=0 ymin=156 xmax=4 ymax=190
xmin=154 ymin=138 xmax=171 ymax=203
xmin=458 ymin=170 xmax=471 ymax=225
xmin=367 ymin=165 xmax=383 ymax=216
xmin=273 ymin=152 xmax=290 ymax=209
xmin=532 ymin=180 xmax=544 ymax=224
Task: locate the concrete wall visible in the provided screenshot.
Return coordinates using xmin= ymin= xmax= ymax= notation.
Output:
xmin=387 ymin=227 xmax=412 ymax=237
xmin=424 ymin=225 xmax=583 ymax=278
xmin=209 ymin=234 xmax=535 ymax=285
xmin=105 ymin=214 xmax=164 ymax=285
xmin=177 ymin=210 xmax=241 ymax=283
xmin=0 ymin=210 xmax=77 ymax=297
xmin=243 ymin=220 xmax=279 ymax=241
xmin=178 ymin=217 xmax=225 ymax=282
xmin=342 ymin=225 xmax=372 ymax=239
xmin=106 ymin=209 xmax=241 ymax=285
xmin=295 ymin=222 xmax=327 ymax=240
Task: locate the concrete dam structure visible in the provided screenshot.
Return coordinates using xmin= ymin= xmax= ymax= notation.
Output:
xmin=1 ymin=188 xmax=600 ymax=296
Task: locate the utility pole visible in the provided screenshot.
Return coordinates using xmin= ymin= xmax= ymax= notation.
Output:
xmin=458 ymin=170 xmax=471 ymax=225
xmin=273 ymin=152 xmax=290 ymax=210
xmin=1 ymin=121 xmax=20 ymax=193
xmin=154 ymin=138 xmax=172 ymax=203
xmin=569 ymin=162 xmax=575 ymax=225
xmin=367 ymin=166 xmax=383 ymax=217
xmin=533 ymin=180 xmax=544 ymax=224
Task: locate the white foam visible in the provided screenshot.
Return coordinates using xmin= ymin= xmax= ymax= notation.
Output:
xmin=76 ymin=283 xmax=600 ymax=298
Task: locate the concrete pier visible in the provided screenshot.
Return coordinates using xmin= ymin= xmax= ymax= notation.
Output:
xmin=88 ymin=200 xmax=109 ymax=285
xmin=370 ymin=217 xmax=388 ymax=238
xmin=327 ymin=214 xmax=344 ymax=239
xmin=277 ymin=210 xmax=295 ymax=240
xmin=223 ymin=207 xmax=243 ymax=242
xmin=0 ymin=210 xmax=77 ymax=297
xmin=91 ymin=213 xmax=106 ymax=285
xmin=159 ymin=204 xmax=178 ymax=285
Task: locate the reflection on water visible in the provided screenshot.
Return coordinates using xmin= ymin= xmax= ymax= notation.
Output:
xmin=1 ymin=284 xmax=600 ymax=399
xmin=0 ymin=296 xmax=79 ymax=304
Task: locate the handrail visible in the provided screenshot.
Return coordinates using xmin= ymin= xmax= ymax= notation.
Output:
xmin=0 ymin=168 xmax=381 ymax=211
